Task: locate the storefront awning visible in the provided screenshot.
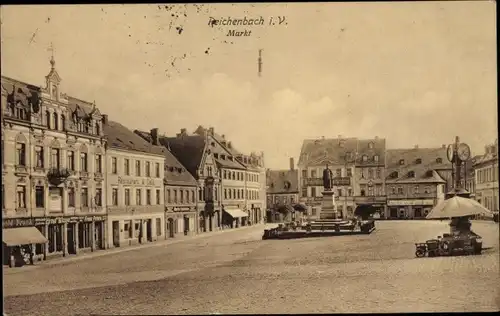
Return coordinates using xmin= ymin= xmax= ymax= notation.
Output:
xmin=2 ymin=227 xmax=48 ymax=246
xmin=224 ymin=209 xmax=249 ymax=218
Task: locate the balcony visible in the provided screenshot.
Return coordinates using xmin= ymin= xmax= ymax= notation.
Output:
xmin=47 ymin=168 xmax=71 ymax=186
xmin=80 ymin=171 xmax=90 ymax=179
xmin=94 ymin=172 xmax=104 ymax=181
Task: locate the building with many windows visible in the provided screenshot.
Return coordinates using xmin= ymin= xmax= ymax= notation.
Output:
xmin=135 ymin=128 xmax=199 ymax=238
xmin=104 ymin=118 xmax=165 ymax=248
xmin=266 ymin=158 xmax=299 ymax=222
xmin=385 ymin=146 xmax=451 ymax=219
xmin=473 ymin=139 xmax=498 ymax=212
xmin=2 ymin=58 xmax=107 ymax=262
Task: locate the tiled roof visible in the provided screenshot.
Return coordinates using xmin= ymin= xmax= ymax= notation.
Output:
xmin=67 ymin=96 xmax=94 ymax=117
xmin=266 ymin=169 xmax=299 ymax=194
xmin=298 ymin=137 xmax=386 ymax=166
xmin=1 ymin=76 xmax=39 ymax=108
xmin=103 ymin=120 xmax=163 ymax=155
xmin=385 ymin=147 xmax=451 ymax=184
xmin=163 ymin=135 xmax=207 ymax=178
xmin=134 ymin=130 xmax=198 ymax=186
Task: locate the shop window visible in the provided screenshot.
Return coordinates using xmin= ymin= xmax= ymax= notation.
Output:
xmin=156 ymin=189 xmax=161 ymax=205
xmin=35 ymin=186 xmax=45 ymax=208
xmin=35 ymin=146 xmax=44 ymax=168
xmin=112 ymin=188 xmax=118 ymax=206
xmin=81 ymin=188 xmax=88 ymax=207
xmin=156 ymin=218 xmax=161 ymax=236
xmin=16 ymin=142 xmax=26 ymax=166
xmin=67 ymin=151 xmax=75 ymax=170
xmin=16 ymin=185 xmax=26 ymax=209
xmin=125 ymin=189 xmax=131 ymax=205
xmin=68 ymin=188 xmax=75 ymax=207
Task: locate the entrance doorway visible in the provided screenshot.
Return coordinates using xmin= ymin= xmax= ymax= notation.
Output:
xmin=95 ymin=222 xmax=104 ymax=249
xmin=146 ymin=219 xmax=153 ymax=242
xmin=414 ymin=208 xmax=423 ymax=218
xmin=168 ymin=218 xmax=174 ymax=238
xmin=67 ymin=224 xmax=76 ymax=254
xmin=184 ymin=216 xmax=189 ymax=235
xmin=112 ymin=221 xmax=120 ymax=247
xmin=390 ymin=208 xmax=398 ymax=218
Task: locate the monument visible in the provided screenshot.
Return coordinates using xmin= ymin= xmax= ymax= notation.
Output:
xmin=319 ymin=164 xmax=338 ymax=220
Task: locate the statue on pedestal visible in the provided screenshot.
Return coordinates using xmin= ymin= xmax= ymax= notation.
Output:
xmin=323 ymin=164 xmax=334 ymax=191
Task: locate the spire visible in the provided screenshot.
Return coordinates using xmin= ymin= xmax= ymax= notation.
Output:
xmin=48 ymin=42 xmax=55 ymax=69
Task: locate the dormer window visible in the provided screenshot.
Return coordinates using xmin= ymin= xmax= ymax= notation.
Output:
xmin=214 ymin=153 xmax=219 ymax=159
xmin=399 ymin=159 xmax=405 ymax=165
xmin=368 ymin=142 xmax=374 ymax=149
xmin=229 ymin=156 xmax=233 ymax=161
xmin=390 ymin=171 xmax=399 ymax=179
xmin=221 ymin=154 xmax=226 ymax=160
xmin=426 ymin=170 xmax=433 ymax=177
xmin=374 ymin=155 xmax=379 ymax=162
xmin=436 ymin=158 xmax=442 ymax=164
xmin=211 ymin=142 xmax=215 ymax=147
xmin=416 ymin=158 xmax=422 ymax=164
xmin=362 ymin=155 xmax=368 ymax=162
xmin=284 ymin=181 xmax=291 ymax=189
xmin=339 ymin=140 xmax=345 ymax=148
xmin=408 ymin=171 xmax=415 ymax=178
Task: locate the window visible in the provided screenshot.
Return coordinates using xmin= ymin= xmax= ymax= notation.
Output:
xmin=224 ymin=189 xmax=228 ymax=199
xmin=112 ymin=157 xmax=117 ymax=174
xmin=53 ymin=113 xmax=59 ymax=130
xmin=146 ymin=189 xmax=152 ymax=205
xmin=399 ymin=159 xmax=405 ymax=165
xmin=198 ymin=188 xmax=202 ymax=201
xmin=173 ymin=189 xmax=178 ymax=203
xmin=301 ymin=187 xmax=307 ymax=197
xmin=95 ymin=155 xmax=102 ymax=173
xmin=35 ymin=186 xmax=44 ymax=208
xmin=223 ymin=170 xmax=227 ymax=179
xmin=368 ymin=142 xmax=374 ymax=149
xmin=2 ymin=185 xmax=4 ymax=209
xmin=214 ymin=187 xmax=218 ymax=201
xmin=135 ymin=160 xmax=141 ymax=176
xmin=311 ymin=170 xmax=317 ymax=178
xmin=124 ymin=221 xmax=132 ymax=239
xmin=35 ymin=146 xmax=44 ymax=168
xmin=391 ymin=171 xmax=399 ymax=179
xmin=191 ymin=190 xmax=195 ymax=203
xmin=68 ymin=188 xmax=75 ymax=207
xmin=232 ymin=171 xmax=236 ymax=180
xmin=146 ymin=162 xmax=151 ymax=177
xmin=125 ymin=189 xmax=131 ymax=205
xmin=136 ymin=189 xmax=142 ymax=205
xmin=347 ymin=168 xmax=352 ymax=177
xmin=362 ymin=155 xmax=368 ymax=162
xmin=80 ymin=153 xmax=88 ymax=171
xmin=228 ymin=189 xmax=232 ymax=199
xmin=112 ymin=188 xmax=118 ymax=206
xmin=301 ymin=170 xmax=307 ymax=179
xmin=337 ymin=189 xmax=342 ymax=197
xmin=95 ymin=188 xmax=102 ymax=207
xmin=374 ymin=155 xmax=379 ymax=162
xmin=155 ymin=163 xmax=160 ymax=178
xmin=124 ymin=159 xmax=130 ymax=175
xmin=81 ymin=188 xmax=89 ymax=207
xmin=360 ymin=189 xmax=366 ymax=197
xmin=348 ymin=188 xmax=352 ymax=196
xmin=16 ymin=186 xmax=26 ymax=208
xmin=311 ymin=187 xmax=317 ymax=197
xmin=156 ymin=189 xmax=161 ymax=205
xmin=156 ymin=218 xmax=162 ymax=236
xmin=166 ymin=189 xmax=171 ymax=204
xmin=397 ymin=187 xmax=404 ymax=194
xmin=46 ymin=110 xmax=51 ymax=129
xmin=424 ymin=186 xmax=431 ymax=194
xmin=391 ymin=187 xmax=396 ymax=194
xmin=376 ymin=168 xmax=381 ymax=179
xmin=416 ymin=158 xmax=422 ymax=164
xmin=408 ymin=171 xmax=415 ymax=178
xmin=50 ymin=148 xmax=60 ymax=169
xmin=95 ymin=123 xmax=100 ymax=135
xmin=67 ymin=151 xmax=75 ymax=170
xmin=61 ymin=115 xmax=66 ymax=130
xmin=16 ymin=143 xmax=26 ymax=166
xmin=336 ymin=168 xmax=341 ymax=177
xmin=436 ymin=158 xmax=443 ymax=164
xmin=368 ymin=169 xmax=374 ymax=179
xmin=414 ymin=186 xmax=419 ymax=194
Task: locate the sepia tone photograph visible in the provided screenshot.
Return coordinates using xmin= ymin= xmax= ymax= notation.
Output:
xmin=1 ymin=2 xmax=498 ymax=315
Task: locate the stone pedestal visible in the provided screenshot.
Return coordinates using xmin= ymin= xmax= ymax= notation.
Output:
xmin=319 ymin=190 xmax=337 ymax=220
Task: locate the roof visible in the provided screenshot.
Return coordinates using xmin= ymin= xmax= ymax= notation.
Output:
xmin=134 ymin=130 xmax=197 ymax=186
xmin=266 ymin=169 xmax=299 ymax=194
xmin=1 ymin=76 xmax=40 ymax=109
xmin=298 ymin=137 xmax=386 ymax=166
xmin=103 ymin=120 xmax=164 ymax=156
xmin=163 ymin=135 xmax=207 ymax=178
xmin=474 ymin=141 xmax=498 ymax=167
xmin=385 ymin=147 xmax=451 ymax=184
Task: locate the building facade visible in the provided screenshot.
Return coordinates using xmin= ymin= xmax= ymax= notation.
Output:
xmin=474 ymin=140 xmax=498 ymax=212
xmin=2 ymin=58 xmax=107 ymax=262
xmin=385 ymin=146 xmax=451 ymax=219
xmin=135 ymin=128 xmax=199 ymax=238
xmin=266 ymin=158 xmax=299 ymax=222
xmin=297 ymin=137 xmax=386 ymax=219
xmin=104 ymin=119 xmax=165 ymax=248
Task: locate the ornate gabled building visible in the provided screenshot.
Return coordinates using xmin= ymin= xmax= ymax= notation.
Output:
xmin=297 ymin=136 xmax=386 ymax=219
xmin=266 ymin=158 xmax=299 ymax=222
xmin=473 ymin=139 xmax=498 ymax=212
xmin=385 ymin=146 xmax=452 ymax=219
xmin=2 ymin=57 xmax=107 ymax=263
xmin=134 ymin=128 xmax=199 ymax=238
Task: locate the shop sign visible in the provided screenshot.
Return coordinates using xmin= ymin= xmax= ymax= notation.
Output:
xmin=173 ymin=207 xmax=191 ymax=212
xmin=2 ymin=217 xmax=34 ymax=228
xmin=118 ymin=177 xmax=156 ymax=186
xmin=304 ymin=177 xmax=351 ymax=187
xmin=32 ymin=216 xmax=106 ymax=225
xmin=387 ymin=199 xmax=434 ymax=206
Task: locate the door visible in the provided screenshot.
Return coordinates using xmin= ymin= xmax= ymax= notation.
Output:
xmin=168 ymin=218 xmax=174 ymax=238
xmin=414 ymin=208 xmax=422 ymax=218
xmin=95 ymin=222 xmax=103 ymax=249
xmin=112 ymin=221 xmax=120 ymax=247
xmin=67 ymin=224 xmax=76 ymax=254
xmin=390 ymin=208 xmax=398 ymax=218
xmin=184 ymin=216 xmax=189 ymax=235
xmin=147 ymin=219 xmax=153 ymax=242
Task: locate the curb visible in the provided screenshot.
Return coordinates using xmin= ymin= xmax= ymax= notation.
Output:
xmin=4 ymin=224 xmax=267 ymax=272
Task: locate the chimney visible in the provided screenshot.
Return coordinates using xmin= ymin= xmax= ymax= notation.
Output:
xmin=442 ymin=144 xmax=446 ymax=149
xmin=150 ymin=128 xmax=159 ymax=145
xmin=102 ymin=114 xmax=108 ymax=125
xmin=414 ymin=145 xmax=419 ymax=149
xmin=227 ymin=141 xmax=232 ymax=149
xmin=209 ymin=127 xmax=214 ymax=135
xmin=222 ymin=134 xmax=225 ymax=139
xmin=180 ymin=128 xmax=187 ymax=135
xmin=338 ymin=134 xmax=343 ymax=139
xmin=375 ymin=136 xmax=379 ymax=140
xmin=290 ymin=157 xmax=295 ymax=171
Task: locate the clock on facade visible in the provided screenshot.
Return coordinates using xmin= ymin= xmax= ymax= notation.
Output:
xmin=447 ymin=144 xmax=454 ymax=162
xmin=457 ymin=143 xmax=471 ymax=161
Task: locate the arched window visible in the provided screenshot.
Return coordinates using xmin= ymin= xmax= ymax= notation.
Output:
xmin=61 ymin=115 xmax=66 ymax=131
xmin=95 ymin=122 xmax=100 ymax=135
xmin=53 ymin=112 xmax=59 ymax=130
xmin=46 ymin=110 xmax=51 ymax=129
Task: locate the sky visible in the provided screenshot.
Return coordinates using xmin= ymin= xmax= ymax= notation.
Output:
xmin=1 ymin=2 xmax=497 ymax=169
